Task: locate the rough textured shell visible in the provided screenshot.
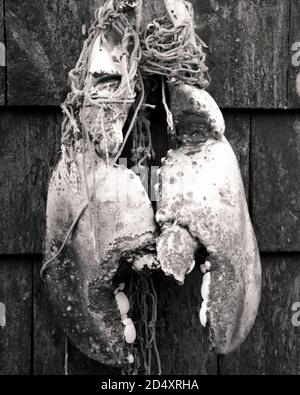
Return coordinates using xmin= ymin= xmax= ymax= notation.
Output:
xmin=156 ymin=137 xmax=261 ymax=354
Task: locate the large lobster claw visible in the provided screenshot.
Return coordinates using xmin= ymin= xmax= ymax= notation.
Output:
xmin=43 ymin=1 xmax=158 ymax=366
xmin=156 ymin=82 xmax=261 ymax=354
xmin=43 ymin=153 xmax=157 ymax=366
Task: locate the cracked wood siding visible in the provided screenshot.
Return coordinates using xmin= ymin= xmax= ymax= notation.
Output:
xmin=251 ymin=112 xmax=300 ymax=252
xmin=5 ymin=0 xmax=290 ymax=108
xmin=0 ymin=257 xmax=32 ymax=375
xmin=193 ymin=0 xmax=289 ymax=108
xmin=220 ymin=255 xmax=300 ymax=375
xmin=289 ymin=0 xmax=300 ymax=107
xmin=0 ymin=0 xmax=5 ymax=104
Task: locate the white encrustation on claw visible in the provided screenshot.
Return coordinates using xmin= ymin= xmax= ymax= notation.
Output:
xmin=201 ymin=272 xmax=211 ymax=301
xmin=122 ymin=318 xmax=137 ymax=344
xmin=115 ymin=292 xmax=130 ymax=318
xmin=164 ymin=0 xmax=190 ymax=25
xmin=186 ymin=260 xmax=195 ymax=275
xmin=127 ymin=354 xmax=134 ymax=364
xmin=200 ymin=300 xmax=208 ymax=327
xmin=164 ymin=0 xmax=196 ymax=45
xmin=205 ymin=261 xmax=211 ymax=271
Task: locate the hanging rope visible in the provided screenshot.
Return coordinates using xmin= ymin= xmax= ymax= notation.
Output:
xmin=161 ymin=76 xmax=174 ymax=134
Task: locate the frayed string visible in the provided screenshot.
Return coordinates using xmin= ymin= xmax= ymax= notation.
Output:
xmin=161 ymin=77 xmax=174 ymax=134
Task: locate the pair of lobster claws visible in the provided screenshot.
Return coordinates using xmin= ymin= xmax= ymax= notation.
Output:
xmin=43 ymin=0 xmax=261 ymax=368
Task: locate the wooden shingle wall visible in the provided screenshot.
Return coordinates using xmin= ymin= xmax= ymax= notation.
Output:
xmin=0 ymin=0 xmax=299 ymax=375
xmin=0 ymin=0 xmax=5 ymax=105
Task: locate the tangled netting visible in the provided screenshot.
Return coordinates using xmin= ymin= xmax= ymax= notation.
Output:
xmin=61 ymin=0 xmax=142 ymax=157
xmin=61 ymin=0 xmax=209 ymax=154
xmin=140 ymin=1 xmax=210 ymax=90
xmin=47 ymin=0 xmax=210 ymax=375
xmin=123 ymin=272 xmax=161 ymax=375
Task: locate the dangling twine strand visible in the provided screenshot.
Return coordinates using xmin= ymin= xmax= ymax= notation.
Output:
xmin=138 ymin=276 xmax=161 ymax=375
xmin=41 ymin=204 xmax=87 ymax=278
xmin=131 ymin=108 xmax=154 ymax=166
xmin=143 ymin=276 xmax=161 ymax=375
xmin=113 ymin=72 xmax=145 ymax=165
xmin=161 ymin=76 xmax=174 ymax=134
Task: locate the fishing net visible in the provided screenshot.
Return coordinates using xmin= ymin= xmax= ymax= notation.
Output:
xmin=61 ymin=0 xmax=142 ymax=154
xmin=140 ymin=1 xmax=210 ymax=89
xmin=139 ymin=0 xmax=209 ymax=133
xmin=123 ymin=271 xmax=161 ymax=375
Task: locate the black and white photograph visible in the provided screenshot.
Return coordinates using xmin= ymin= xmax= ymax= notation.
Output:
xmin=0 ymin=0 xmax=299 ymax=380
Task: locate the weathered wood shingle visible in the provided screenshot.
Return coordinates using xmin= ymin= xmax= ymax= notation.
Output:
xmin=0 ymin=257 xmax=32 ymax=375
xmin=0 ymin=108 xmax=61 ymax=254
xmin=289 ymin=0 xmax=300 ymax=108
xmin=251 ymin=112 xmax=300 ymax=252
xmin=223 ymin=111 xmax=250 ymax=199
xmin=194 ymin=0 xmax=290 ymax=109
xmin=220 ymin=255 xmax=300 ymax=375
xmin=0 ymin=0 xmax=5 ymax=104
